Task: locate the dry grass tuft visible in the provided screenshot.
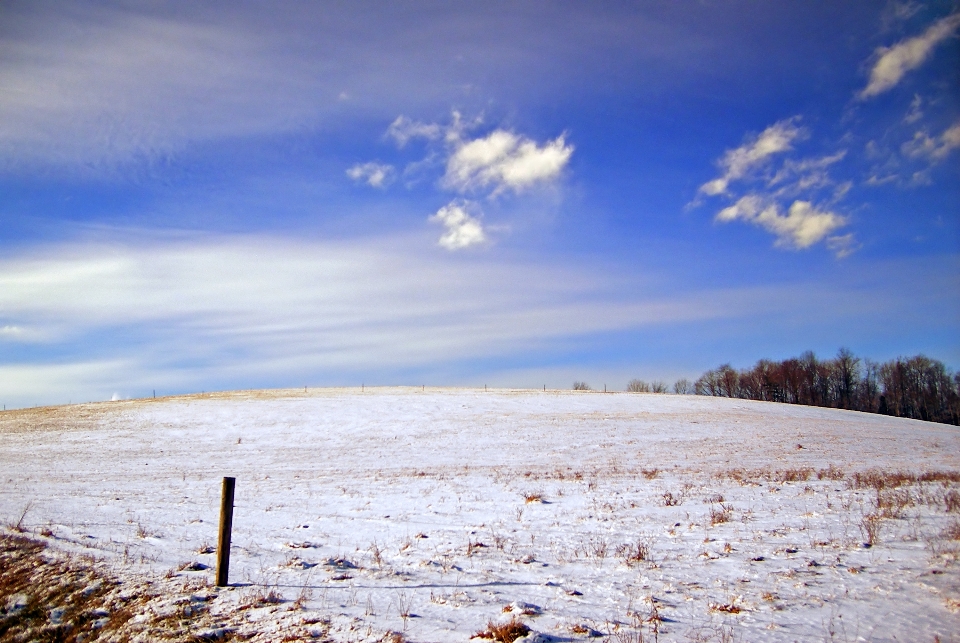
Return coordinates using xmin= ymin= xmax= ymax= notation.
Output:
xmin=849 ymin=469 xmax=960 ymax=491
xmin=942 ymin=519 xmax=960 ymax=541
xmin=370 ymin=541 xmax=384 ymax=569
xmin=472 ymin=616 xmax=531 ymax=642
xmin=259 ymin=588 xmax=284 ymax=605
xmin=817 ymin=465 xmax=846 ymax=480
xmin=661 ymin=491 xmax=682 ymax=507
xmin=852 ymin=470 xmax=914 ymax=490
xmin=0 ymin=533 xmax=128 ymax=640
xmin=580 ymin=534 xmax=609 ymax=561
xmin=616 ymin=539 xmax=651 ymax=565
xmin=0 ymin=532 xmax=240 ymax=642
xmin=778 ymin=468 xmax=813 ymax=483
xmin=709 ymin=504 xmax=733 ymax=526
xmin=466 ymin=541 xmax=487 ymax=556
xmin=875 ymin=488 xmax=913 ymax=518
xmin=708 ymin=601 xmax=741 ymax=614
xmin=944 ymin=490 xmax=960 ymax=513
xmin=860 ymin=512 xmax=883 ymax=546
xmin=240 ymin=587 xmax=285 ymax=610
xmin=8 ymin=503 xmax=33 ymax=533
xmin=919 ymin=471 xmax=960 ymax=484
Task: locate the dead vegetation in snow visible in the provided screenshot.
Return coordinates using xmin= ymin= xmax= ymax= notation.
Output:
xmin=3 ymin=389 xmax=960 ymax=641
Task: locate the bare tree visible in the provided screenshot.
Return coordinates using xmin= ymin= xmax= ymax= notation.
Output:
xmin=834 ymin=347 xmax=860 ymax=410
xmin=694 ymin=368 xmax=720 ymax=396
xmin=673 ymin=378 xmax=691 ymax=394
xmin=692 ymin=349 xmax=959 ymax=426
xmin=651 ymin=380 xmax=668 ymax=394
xmin=717 ymin=364 xmax=740 ymax=398
xmin=858 ymin=358 xmax=881 ymax=412
xmin=626 ymin=379 xmax=650 ymax=393
xmin=573 ymin=381 xmax=591 ymax=391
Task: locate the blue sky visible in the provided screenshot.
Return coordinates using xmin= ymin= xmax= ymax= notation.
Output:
xmin=1 ymin=1 xmax=958 ymax=408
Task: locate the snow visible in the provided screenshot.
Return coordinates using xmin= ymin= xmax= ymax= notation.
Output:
xmin=2 ymin=387 xmax=959 ymax=641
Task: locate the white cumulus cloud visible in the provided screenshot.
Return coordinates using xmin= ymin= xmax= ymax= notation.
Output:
xmin=443 ymin=130 xmax=573 ymax=195
xmin=694 ymin=118 xmax=854 ymax=254
xmin=365 ymin=113 xmax=574 ymax=247
xmin=430 ymin=201 xmax=487 ymax=250
xmin=698 ymin=118 xmax=805 ymax=196
xmin=346 ymin=162 xmax=394 ymax=188
xmin=859 ymin=13 xmax=960 ymax=99
xmin=716 ymin=196 xmax=848 ymax=251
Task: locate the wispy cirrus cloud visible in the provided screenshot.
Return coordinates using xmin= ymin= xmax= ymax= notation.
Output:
xmin=2 ymin=234 xmax=951 ymax=408
xmin=0 ymin=8 xmax=328 ymax=175
xmin=1 ymin=4 xmax=598 ymax=177
xmin=859 ymin=12 xmax=960 ymax=99
xmin=697 ymin=118 xmax=805 ymax=197
xmin=768 ymin=151 xmax=847 ymax=196
xmin=864 ymin=116 xmax=960 ymax=187
xmin=0 ymin=235 xmax=811 ymax=407
xmin=851 ymin=11 xmax=960 ymax=187
xmin=385 ymin=116 xmax=443 ymax=147
xmin=901 ymin=119 xmax=960 ymax=163
xmin=903 ymin=94 xmax=924 ymax=124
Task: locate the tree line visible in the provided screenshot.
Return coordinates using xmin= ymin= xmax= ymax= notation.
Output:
xmin=690 ymin=349 xmax=960 ymax=426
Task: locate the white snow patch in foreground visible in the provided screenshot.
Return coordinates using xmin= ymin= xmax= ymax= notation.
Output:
xmin=1 ymin=388 xmax=959 ymax=641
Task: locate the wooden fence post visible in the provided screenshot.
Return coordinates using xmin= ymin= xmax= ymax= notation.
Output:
xmin=216 ymin=476 xmax=236 ymax=587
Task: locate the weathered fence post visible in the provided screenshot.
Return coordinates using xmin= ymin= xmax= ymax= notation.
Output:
xmin=216 ymin=476 xmax=236 ymax=587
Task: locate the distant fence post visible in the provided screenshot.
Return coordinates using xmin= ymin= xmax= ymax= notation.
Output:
xmin=216 ymin=476 xmax=236 ymax=587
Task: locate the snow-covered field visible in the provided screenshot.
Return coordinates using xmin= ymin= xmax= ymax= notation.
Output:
xmin=2 ymin=388 xmax=959 ymax=642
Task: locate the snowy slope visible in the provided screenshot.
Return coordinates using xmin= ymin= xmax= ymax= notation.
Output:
xmin=2 ymin=388 xmax=959 ymax=642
